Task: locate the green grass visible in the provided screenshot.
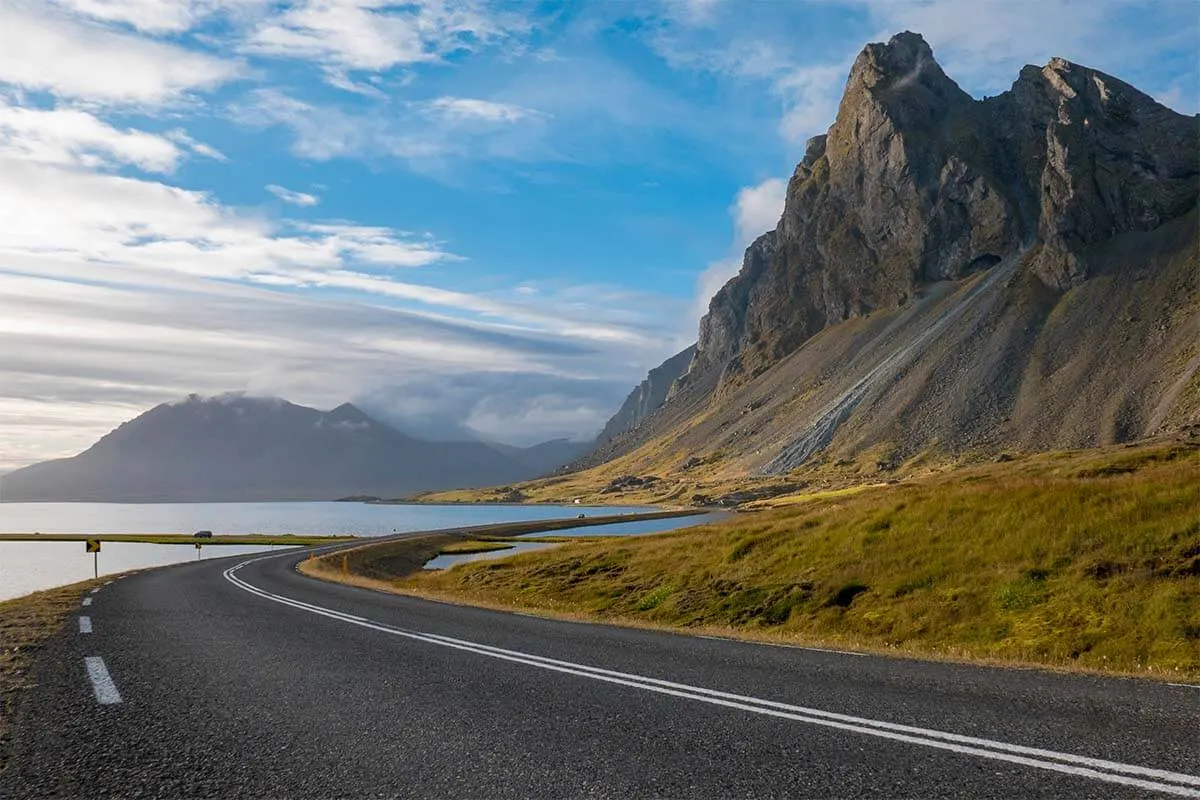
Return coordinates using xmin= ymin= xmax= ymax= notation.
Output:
xmin=0 ymin=533 xmax=356 ymax=546
xmin=403 ymin=441 xmax=1200 ymax=678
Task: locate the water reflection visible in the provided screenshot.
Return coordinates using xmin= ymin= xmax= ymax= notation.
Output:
xmin=0 ymin=541 xmax=293 ymax=601
xmin=423 ymin=541 xmax=560 ymax=570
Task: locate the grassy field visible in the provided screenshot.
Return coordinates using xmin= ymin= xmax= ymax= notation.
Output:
xmin=1 ymin=576 xmax=114 ymax=774
xmin=402 ymin=441 xmax=1200 ymax=679
xmin=0 ymin=533 xmax=356 ymax=546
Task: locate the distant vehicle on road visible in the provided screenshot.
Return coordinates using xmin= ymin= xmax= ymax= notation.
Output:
xmin=576 ymin=514 xmax=586 ymax=519
xmin=194 ymin=530 xmax=213 ymax=538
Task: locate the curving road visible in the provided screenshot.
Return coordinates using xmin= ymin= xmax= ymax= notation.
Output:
xmin=3 ymin=538 xmax=1198 ymax=798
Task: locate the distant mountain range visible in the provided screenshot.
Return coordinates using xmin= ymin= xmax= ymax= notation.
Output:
xmin=0 ymin=395 xmax=589 ymax=502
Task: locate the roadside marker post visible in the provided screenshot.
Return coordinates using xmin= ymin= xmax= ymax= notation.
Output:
xmin=195 ymin=542 xmax=202 ymax=561
xmin=85 ymin=539 xmax=101 ymax=578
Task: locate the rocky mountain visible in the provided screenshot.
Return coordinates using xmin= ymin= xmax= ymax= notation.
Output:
xmin=595 ymin=345 xmax=696 ymax=446
xmin=0 ymin=395 xmax=568 ymax=502
xmin=588 ymin=32 xmax=1199 ymax=476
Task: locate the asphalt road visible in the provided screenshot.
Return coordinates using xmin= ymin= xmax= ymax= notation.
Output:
xmin=3 ymin=540 xmax=1198 ymax=799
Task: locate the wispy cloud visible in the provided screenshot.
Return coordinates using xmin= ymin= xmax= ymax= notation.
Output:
xmin=422 ymin=97 xmax=541 ymax=124
xmin=266 ymin=183 xmax=319 ymax=206
xmin=0 ymin=267 xmax=632 ymax=468
xmin=0 ymin=1 xmax=242 ymax=105
xmin=689 ymin=176 xmax=787 ymax=329
xmin=0 ymin=98 xmax=184 ymax=172
xmin=46 ymin=0 xmax=241 ymax=34
xmin=242 ymin=0 xmax=527 ymax=77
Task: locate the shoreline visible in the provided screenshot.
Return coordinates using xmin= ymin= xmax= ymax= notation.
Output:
xmin=0 ymin=533 xmax=354 ymax=546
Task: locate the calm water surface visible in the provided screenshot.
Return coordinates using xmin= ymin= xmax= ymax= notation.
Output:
xmin=0 ymin=502 xmax=656 ymax=601
xmin=427 ymin=512 xmax=726 ymax=570
xmin=0 ymin=501 xmax=653 ymax=536
xmin=0 ymin=541 xmax=297 ymax=602
xmin=423 ymin=541 xmax=561 ymax=570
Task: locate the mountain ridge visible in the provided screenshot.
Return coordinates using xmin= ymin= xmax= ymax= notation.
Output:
xmin=0 ymin=394 xmax=580 ymax=502
xmin=583 ymin=32 xmax=1199 ymax=479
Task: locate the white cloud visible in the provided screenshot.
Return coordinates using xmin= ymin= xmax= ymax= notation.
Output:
xmin=0 ymin=149 xmax=678 ymax=468
xmin=0 ymin=157 xmax=455 ymax=284
xmin=0 ymin=99 xmax=184 ymax=172
xmin=235 ymin=89 xmax=450 ymax=161
xmin=423 ymin=97 xmax=539 ymax=124
xmin=776 ymin=63 xmax=848 ymax=144
xmin=49 ymin=0 xmax=208 ymax=33
xmin=0 ymin=256 xmax=673 ymax=467
xmin=689 ymin=176 xmax=787 ymax=327
xmin=266 ymin=184 xmax=319 ymax=206
xmin=0 ymin=1 xmax=242 ymax=105
xmin=243 ymin=0 xmax=521 ymax=74
xmin=235 ymin=88 xmax=553 ymax=170
xmin=732 ymin=177 xmax=786 ymax=246
xmin=166 ymin=129 xmax=227 ymax=161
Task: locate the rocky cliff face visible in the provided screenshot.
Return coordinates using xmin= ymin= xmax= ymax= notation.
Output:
xmin=591 ymin=32 xmax=1199 ymax=476
xmin=691 ymin=32 xmax=1198 ymax=383
xmin=596 ymin=345 xmax=696 ymax=445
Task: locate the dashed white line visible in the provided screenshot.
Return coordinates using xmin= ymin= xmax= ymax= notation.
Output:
xmin=83 ymin=657 xmax=122 ymax=704
xmin=104 ymin=580 xmax=113 ymax=586
xmin=81 ymin=597 xmax=92 ymax=607
xmin=226 ymin=554 xmax=1200 ymax=798
xmin=79 ymin=616 xmax=92 ymax=634
xmin=89 ymin=588 xmax=100 ymax=594
xmin=1167 ymin=683 xmax=1199 ymax=690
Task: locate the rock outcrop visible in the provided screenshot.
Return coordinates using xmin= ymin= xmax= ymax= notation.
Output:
xmin=590 ymin=32 xmax=1199 ymax=476
xmin=691 ymin=32 xmax=1198 ymax=384
xmin=595 ymin=345 xmax=697 ymax=445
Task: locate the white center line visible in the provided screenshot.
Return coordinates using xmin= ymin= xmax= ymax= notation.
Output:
xmin=83 ymin=657 xmax=122 ymax=704
xmin=81 ymin=597 xmax=92 ymax=607
xmin=225 ymin=555 xmax=1200 ymax=798
xmin=79 ymin=616 xmax=92 ymax=634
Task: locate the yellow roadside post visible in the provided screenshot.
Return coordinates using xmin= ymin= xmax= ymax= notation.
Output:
xmin=85 ymin=539 xmax=101 ymax=578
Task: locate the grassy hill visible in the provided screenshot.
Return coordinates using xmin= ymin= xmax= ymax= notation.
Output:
xmin=404 ymin=440 xmax=1200 ymax=678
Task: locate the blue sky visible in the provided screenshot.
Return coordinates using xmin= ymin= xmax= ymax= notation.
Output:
xmin=0 ymin=0 xmax=1196 ymax=468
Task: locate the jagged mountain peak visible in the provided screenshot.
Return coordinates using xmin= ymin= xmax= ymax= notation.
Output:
xmin=592 ymin=31 xmax=1199 ymax=477
xmin=848 ymin=31 xmax=957 ymax=94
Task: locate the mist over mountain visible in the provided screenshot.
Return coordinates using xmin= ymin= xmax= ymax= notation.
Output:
xmin=585 ymin=32 xmax=1199 ymax=475
xmin=0 ymin=395 xmax=580 ymax=502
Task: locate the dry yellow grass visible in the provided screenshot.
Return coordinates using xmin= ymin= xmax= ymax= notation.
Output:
xmin=404 ymin=441 xmax=1200 ymax=678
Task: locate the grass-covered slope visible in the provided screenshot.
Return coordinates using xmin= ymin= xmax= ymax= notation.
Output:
xmin=404 ymin=441 xmax=1200 ymax=678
